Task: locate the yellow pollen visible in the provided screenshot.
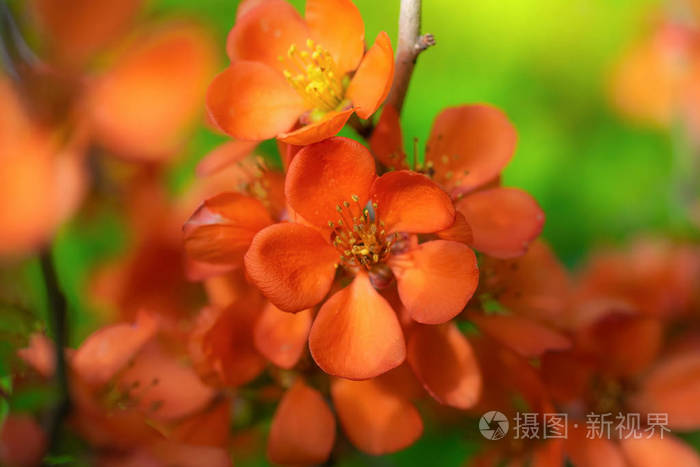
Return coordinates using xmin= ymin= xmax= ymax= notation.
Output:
xmin=328 ymin=195 xmax=394 ymax=270
xmin=281 ymin=41 xmax=344 ymax=112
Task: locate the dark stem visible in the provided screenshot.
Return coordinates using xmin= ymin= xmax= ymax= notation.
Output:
xmin=39 ymin=248 xmax=71 ymax=458
xmin=347 ymin=113 xmax=375 ymax=140
xmin=385 ymin=0 xmax=435 ymax=115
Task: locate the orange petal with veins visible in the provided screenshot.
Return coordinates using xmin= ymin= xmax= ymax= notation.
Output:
xmin=309 ymin=273 xmax=405 ymax=380
xmin=244 ymin=223 xmax=338 ymax=312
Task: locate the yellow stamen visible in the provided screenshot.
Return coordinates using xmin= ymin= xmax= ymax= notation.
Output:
xmin=281 ymin=41 xmax=344 ymax=112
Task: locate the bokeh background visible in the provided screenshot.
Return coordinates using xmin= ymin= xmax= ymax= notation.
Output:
xmin=2 ymin=0 xmax=699 ymax=465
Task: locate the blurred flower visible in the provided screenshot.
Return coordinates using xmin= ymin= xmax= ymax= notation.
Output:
xmin=207 ymin=0 xmax=394 ymax=145
xmin=0 ymin=75 xmax=88 ymax=256
xmin=467 ymin=240 xmax=573 ymax=359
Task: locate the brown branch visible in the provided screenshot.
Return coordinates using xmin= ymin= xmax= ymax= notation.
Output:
xmin=385 ymin=0 xmax=435 ymax=115
xmin=39 ymin=248 xmax=71 ymax=458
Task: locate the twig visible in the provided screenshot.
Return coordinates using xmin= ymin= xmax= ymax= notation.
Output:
xmin=385 ymin=0 xmax=435 ymax=115
xmin=39 ymin=248 xmax=71 ymax=457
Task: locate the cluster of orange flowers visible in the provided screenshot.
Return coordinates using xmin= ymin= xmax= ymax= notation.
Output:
xmin=2 ymin=0 xmax=700 ymax=466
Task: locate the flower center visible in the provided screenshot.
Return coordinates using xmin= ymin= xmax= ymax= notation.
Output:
xmin=328 ymin=195 xmax=395 ymax=270
xmin=280 ymin=39 xmax=345 ymax=113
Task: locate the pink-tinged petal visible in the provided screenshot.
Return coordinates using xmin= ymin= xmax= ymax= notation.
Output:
xmin=620 ymin=434 xmax=700 ymax=467
xmin=331 ymin=377 xmax=423 ymax=455
xmin=370 ymin=104 xmax=408 ymax=170
xmin=309 ymin=273 xmax=406 ymax=380
xmin=372 ymin=170 xmax=455 ymax=234
xmin=391 ymin=240 xmax=478 ymax=324
xmin=196 ymin=140 xmax=258 ymax=176
xmin=285 ymin=137 xmax=376 ymax=229
xmin=267 ymin=380 xmax=336 ymax=465
xmin=206 ymin=61 xmax=306 ymax=141
xmin=277 ymin=108 xmax=353 ymax=145
xmin=306 ymin=0 xmax=364 ymax=75
xmin=469 ymin=313 xmax=571 ymax=358
xmin=254 ymin=303 xmax=312 ymax=369
xmin=425 ymin=104 xmax=517 ymax=195
xmin=118 ymin=342 xmax=215 ymax=421
xmin=17 ymin=333 xmax=55 ymax=378
xmin=456 ymin=187 xmax=545 ymax=258
xmin=244 ymin=223 xmax=338 ymax=312
xmin=226 ymin=0 xmax=309 ymax=71
xmin=407 ymin=323 xmax=481 ymax=408
xmin=346 ymin=32 xmax=395 ymax=119
xmin=72 ymin=311 xmax=158 ymax=385
xmin=632 ymin=352 xmax=700 ymax=430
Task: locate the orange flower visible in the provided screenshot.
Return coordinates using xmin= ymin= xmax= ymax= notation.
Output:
xmin=371 ymin=104 xmax=544 ymax=259
xmin=468 ymin=240 xmax=573 ymax=359
xmin=540 ymin=307 xmax=700 ymax=466
xmin=207 ymin=0 xmax=394 ymax=145
xmin=243 ymin=137 xmax=479 ymax=379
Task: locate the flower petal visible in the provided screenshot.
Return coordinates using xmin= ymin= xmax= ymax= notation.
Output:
xmin=244 ymin=223 xmax=338 ymax=312
xmin=425 ymin=104 xmax=517 ymax=195
xmin=87 ymin=24 xmax=217 ymax=161
xmin=469 ymin=313 xmax=571 ymax=358
xmin=254 ymin=303 xmax=312 ymax=369
xmin=436 ymin=211 xmax=473 ymax=244
xmin=306 ymin=0 xmax=364 ymax=75
xmin=331 ymin=377 xmax=423 ymax=455
xmin=118 ymin=342 xmax=215 ymax=421
xmin=370 ymin=104 xmax=407 ymax=170
xmin=371 ymin=170 xmax=455 ymax=234
xmin=391 ymin=240 xmax=478 ymax=324
xmin=184 ymin=192 xmax=273 ymax=274
xmin=565 ymin=424 xmax=627 ymax=467
xmin=29 ymin=0 xmax=142 ymax=67
xmin=407 ymin=323 xmax=481 ymax=408
xmin=456 ymin=187 xmax=544 ymax=258
xmin=196 ymin=140 xmax=258 ymax=177
xmin=277 ymin=108 xmax=353 ymax=145
xmin=72 ymin=311 xmax=158 ymax=385
xmin=0 ymin=415 xmax=46 ymax=467
xmin=267 ymin=380 xmax=336 ymax=465
xmin=346 ymin=31 xmax=394 ymax=119
xmin=226 ymin=0 xmax=309 ymax=71
xmin=17 ymin=333 xmax=55 ymax=379
xmin=620 ymin=434 xmax=700 ymax=467
xmin=189 ymin=302 xmax=266 ymax=387
xmin=309 ymin=273 xmax=405 ymax=380
xmin=206 ymin=61 xmax=306 ymax=141
xmin=632 ymin=352 xmax=700 ymax=431
xmin=169 ymin=400 xmax=232 ymax=447
xmin=285 ymin=137 xmax=376 ymax=228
